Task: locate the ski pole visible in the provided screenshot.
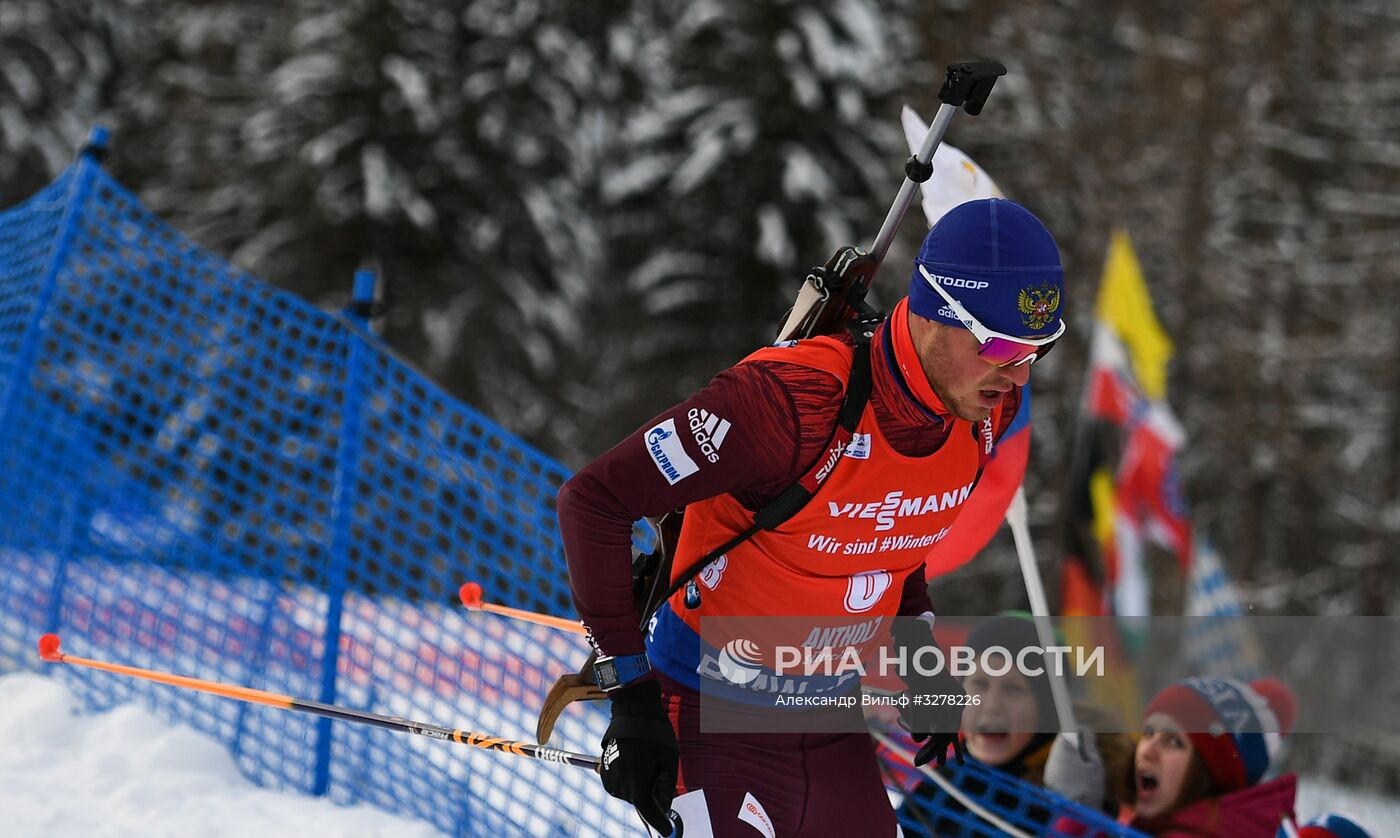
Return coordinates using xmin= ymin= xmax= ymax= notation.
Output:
xmin=1005 ymin=488 xmax=1079 ymax=741
xmin=36 ymin=633 xmax=600 ymax=770
xmin=452 ymin=593 xmax=685 ymax=837
xmin=458 ymin=582 xmax=587 ymax=635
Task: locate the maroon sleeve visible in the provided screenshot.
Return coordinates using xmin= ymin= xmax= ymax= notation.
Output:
xmin=897 ymin=562 xmax=934 ymax=618
xmin=557 ymin=361 xmax=842 ymax=657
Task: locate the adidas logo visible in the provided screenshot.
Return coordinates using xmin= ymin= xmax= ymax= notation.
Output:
xmin=687 ymin=407 xmax=732 ymax=463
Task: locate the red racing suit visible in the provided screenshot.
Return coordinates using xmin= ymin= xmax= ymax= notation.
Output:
xmin=648 ymin=332 xmax=989 ymax=698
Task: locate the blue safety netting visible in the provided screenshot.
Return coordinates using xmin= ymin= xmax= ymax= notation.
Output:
xmin=889 ymin=751 xmax=1147 ymax=837
xmin=0 ymin=130 xmax=1134 ymax=838
xmin=0 ymin=132 xmax=640 ymax=837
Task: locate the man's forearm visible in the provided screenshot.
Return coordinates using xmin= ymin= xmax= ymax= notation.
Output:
xmin=557 ymin=468 xmax=651 ymax=656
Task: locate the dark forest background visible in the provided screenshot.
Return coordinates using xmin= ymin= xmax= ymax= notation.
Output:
xmin=4 ymin=0 xmax=1398 ymax=783
xmin=6 ymin=0 xmax=1399 ymax=607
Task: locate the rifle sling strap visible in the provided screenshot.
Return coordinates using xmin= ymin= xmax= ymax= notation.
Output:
xmin=640 ymin=316 xmax=880 ymax=626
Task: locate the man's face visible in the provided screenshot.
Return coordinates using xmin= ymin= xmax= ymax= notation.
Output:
xmin=910 ymin=314 xmax=1032 ymax=423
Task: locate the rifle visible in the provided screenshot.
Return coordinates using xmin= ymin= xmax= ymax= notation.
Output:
xmin=776 ymin=59 xmax=1005 ymax=341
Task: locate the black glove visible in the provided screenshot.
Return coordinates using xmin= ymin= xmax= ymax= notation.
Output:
xmin=892 ymin=619 xmax=968 ymax=768
xmin=600 ymin=680 xmax=679 ymax=834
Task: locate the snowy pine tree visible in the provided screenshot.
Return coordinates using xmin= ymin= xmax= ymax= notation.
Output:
xmin=579 ymin=0 xmax=927 ymax=453
xmin=0 ymin=0 xmax=124 ymax=197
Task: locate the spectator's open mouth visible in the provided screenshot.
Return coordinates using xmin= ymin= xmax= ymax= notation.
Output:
xmin=972 ymin=723 xmax=1010 ymax=745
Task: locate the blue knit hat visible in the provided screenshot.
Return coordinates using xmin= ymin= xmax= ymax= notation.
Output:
xmin=907 ymin=198 xmax=1065 ymax=339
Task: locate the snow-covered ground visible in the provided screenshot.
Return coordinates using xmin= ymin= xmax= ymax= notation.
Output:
xmin=0 ymin=672 xmax=444 ymax=838
xmin=0 ymin=553 xmax=645 ymax=837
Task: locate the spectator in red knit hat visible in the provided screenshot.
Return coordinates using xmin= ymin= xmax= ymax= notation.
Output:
xmin=1123 ymin=676 xmax=1297 ymax=836
xmin=1050 ymin=675 xmax=1301 ymax=837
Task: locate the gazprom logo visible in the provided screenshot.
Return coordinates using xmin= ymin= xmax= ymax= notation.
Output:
xmin=644 ymin=418 xmax=699 ymax=485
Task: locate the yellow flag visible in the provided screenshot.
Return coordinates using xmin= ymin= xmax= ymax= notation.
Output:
xmin=1095 ymin=230 xmax=1174 ymax=400
xmin=1089 ymin=468 xmax=1117 ymax=553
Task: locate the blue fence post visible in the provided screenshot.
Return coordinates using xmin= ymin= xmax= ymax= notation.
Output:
xmin=0 ymin=125 xmax=109 ymax=447
xmin=42 ymin=495 xmax=80 ymax=634
xmin=311 ymin=267 xmax=377 ymax=796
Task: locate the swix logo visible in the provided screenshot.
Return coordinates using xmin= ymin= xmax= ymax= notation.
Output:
xmin=687 ymin=407 xmax=731 ymax=463
xmin=828 ymin=486 xmax=975 ymax=531
xmin=981 ymin=417 xmax=995 ymax=454
xmin=844 ymin=570 xmax=892 ymax=614
xmin=926 ymin=271 xmax=990 ymax=291
xmin=534 ymin=746 xmax=571 ymax=765
xmin=813 ymin=440 xmax=846 ymax=483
